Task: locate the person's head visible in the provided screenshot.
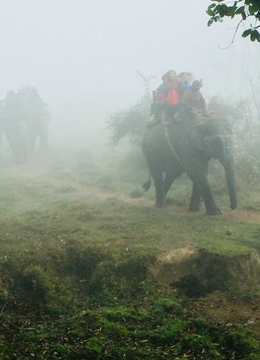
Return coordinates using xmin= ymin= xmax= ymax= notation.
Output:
xmin=191 ymin=80 xmax=202 ymax=91
xmin=162 ymin=70 xmax=177 ymax=81
xmin=180 ymin=72 xmax=192 ymax=84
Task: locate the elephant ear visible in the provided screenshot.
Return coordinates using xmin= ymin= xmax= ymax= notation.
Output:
xmin=203 ymin=135 xmax=226 ymax=162
xmin=188 ymin=127 xmax=205 ymax=151
xmin=203 ymin=116 xmax=232 ymax=137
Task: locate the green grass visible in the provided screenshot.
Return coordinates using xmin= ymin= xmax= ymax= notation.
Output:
xmin=1 ymin=144 xmax=260 ymax=358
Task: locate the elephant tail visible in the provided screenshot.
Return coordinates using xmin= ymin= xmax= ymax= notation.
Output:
xmin=142 ymin=173 xmax=152 ymax=192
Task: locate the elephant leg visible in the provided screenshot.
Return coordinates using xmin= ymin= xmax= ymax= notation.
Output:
xmin=150 ymin=167 xmax=165 ymax=208
xmin=163 ymin=169 xmax=182 ymax=196
xmin=163 ymin=172 xmax=174 ymax=195
xmin=29 ymin=122 xmax=38 ymax=152
xmin=155 ymin=174 xmax=166 ymax=207
xmin=188 ymin=162 xmax=221 ymax=215
xmin=40 ymin=122 xmax=48 ymax=152
xmin=11 ymin=144 xmax=22 ymax=164
xmin=21 ymin=143 xmax=28 ymax=163
xmin=222 ymin=157 xmax=237 ymax=210
xmin=189 ymin=182 xmax=202 ymax=212
xmin=29 ymin=134 xmax=36 ymax=151
xmin=0 ymin=129 xmax=2 ymax=157
xmin=200 ymin=180 xmax=221 ymax=215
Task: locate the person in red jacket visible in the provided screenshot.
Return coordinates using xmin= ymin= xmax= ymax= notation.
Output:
xmin=155 ymin=70 xmax=179 ymax=103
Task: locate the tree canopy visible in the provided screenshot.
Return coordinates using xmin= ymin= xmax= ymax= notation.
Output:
xmin=207 ymin=0 xmax=260 ymax=42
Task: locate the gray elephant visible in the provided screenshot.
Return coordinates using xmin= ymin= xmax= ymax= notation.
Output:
xmin=0 ymin=88 xmax=51 ymax=162
xmin=142 ymin=104 xmax=237 ymax=215
xmin=16 ymin=87 xmax=51 ymax=153
xmin=28 ymin=107 xmax=51 ymax=152
xmin=0 ymin=116 xmax=29 ymax=163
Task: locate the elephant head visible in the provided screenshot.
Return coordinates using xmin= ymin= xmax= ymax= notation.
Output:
xmin=196 ymin=118 xmax=237 ymax=211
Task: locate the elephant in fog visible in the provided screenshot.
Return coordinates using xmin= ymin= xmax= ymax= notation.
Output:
xmin=0 ymin=107 xmax=51 ymax=163
xmin=142 ymin=104 xmax=237 ymax=215
xmin=28 ymin=107 xmax=51 ymax=152
xmin=0 ymin=116 xmax=29 ymax=163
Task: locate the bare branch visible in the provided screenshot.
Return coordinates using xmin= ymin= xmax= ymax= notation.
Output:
xmin=218 ymin=19 xmax=243 ymax=49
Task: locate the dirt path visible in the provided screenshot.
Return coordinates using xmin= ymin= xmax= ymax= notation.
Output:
xmin=3 ymin=161 xmax=260 ymax=225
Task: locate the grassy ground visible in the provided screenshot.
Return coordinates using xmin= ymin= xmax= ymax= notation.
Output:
xmin=1 ymin=139 xmax=260 ymax=359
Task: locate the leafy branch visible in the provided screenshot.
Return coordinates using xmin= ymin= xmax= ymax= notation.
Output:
xmin=207 ymin=0 xmax=260 ymax=42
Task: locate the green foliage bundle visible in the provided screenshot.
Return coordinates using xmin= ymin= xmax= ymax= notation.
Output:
xmin=207 ymin=0 xmax=260 ymax=41
xmin=107 ymin=73 xmax=153 ymax=146
xmin=107 ymin=102 xmax=149 ymax=146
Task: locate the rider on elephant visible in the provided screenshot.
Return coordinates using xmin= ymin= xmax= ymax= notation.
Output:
xmin=155 ymin=70 xmax=179 ymax=101
xmin=16 ymin=87 xmax=51 ymax=152
xmin=180 ymin=80 xmax=207 ymax=116
xmin=151 ymin=70 xmax=180 ymax=118
xmin=3 ymin=90 xmax=22 ymax=121
xmin=17 ymin=87 xmax=47 ymax=120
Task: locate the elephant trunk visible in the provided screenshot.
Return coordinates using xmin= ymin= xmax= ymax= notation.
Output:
xmin=223 ymin=155 xmax=237 ymax=210
xmin=204 ymin=134 xmax=237 ymax=210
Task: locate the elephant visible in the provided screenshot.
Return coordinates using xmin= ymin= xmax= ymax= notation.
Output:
xmin=0 ymin=88 xmax=51 ymax=161
xmin=28 ymin=108 xmax=51 ymax=152
xmin=0 ymin=107 xmax=51 ymax=163
xmin=142 ymin=104 xmax=237 ymax=215
xmin=0 ymin=116 xmax=29 ymax=163
xmin=0 ymin=102 xmax=30 ymax=163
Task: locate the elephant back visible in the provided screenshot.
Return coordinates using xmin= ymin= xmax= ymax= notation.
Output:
xmin=164 ymin=103 xmax=201 ymax=128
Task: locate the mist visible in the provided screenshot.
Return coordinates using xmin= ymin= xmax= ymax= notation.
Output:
xmin=2 ymin=2 xmax=260 ymax=357
xmin=1 ymin=0 xmax=259 ymax=142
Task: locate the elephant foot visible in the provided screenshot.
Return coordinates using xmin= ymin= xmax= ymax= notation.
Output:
xmin=189 ymin=202 xmax=203 ymax=212
xmin=230 ymin=200 xmax=237 ymax=210
xmin=188 ymin=207 xmax=200 ymax=212
xmin=155 ymin=201 xmax=166 ymax=208
xmin=206 ymin=207 xmax=222 ymax=215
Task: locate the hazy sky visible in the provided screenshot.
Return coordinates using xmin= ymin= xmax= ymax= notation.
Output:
xmin=0 ymin=1 xmax=259 ymax=135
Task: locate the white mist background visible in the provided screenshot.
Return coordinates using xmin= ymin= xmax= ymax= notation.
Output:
xmin=0 ymin=0 xmax=258 ymax=143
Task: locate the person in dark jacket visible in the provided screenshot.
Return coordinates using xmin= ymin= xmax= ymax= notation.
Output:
xmin=180 ymin=80 xmax=206 ymax=114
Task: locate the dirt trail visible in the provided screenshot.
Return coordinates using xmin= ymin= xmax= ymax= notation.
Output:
xmin=5 ymin=162 xmax=260 ymax=225
xmin=2 ymin=163 xmax=113 ymax=200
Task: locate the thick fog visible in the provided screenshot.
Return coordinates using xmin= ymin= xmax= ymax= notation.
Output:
xmin=0 ymin=0 xmax=259 ymax=141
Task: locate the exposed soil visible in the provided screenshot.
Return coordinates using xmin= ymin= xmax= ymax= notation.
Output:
xmin=188 ymin=291 xmax=260 ymax=336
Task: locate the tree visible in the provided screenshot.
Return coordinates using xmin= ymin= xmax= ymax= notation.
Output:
xmin=207 ymin=0 xmax=260 ymax=42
